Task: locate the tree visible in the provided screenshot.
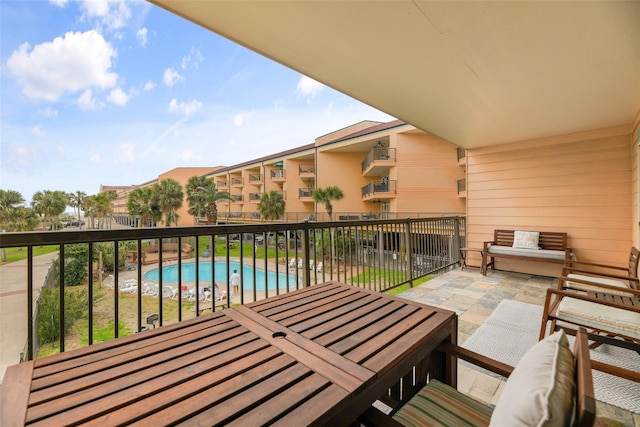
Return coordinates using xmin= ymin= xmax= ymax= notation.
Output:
xmin=0 ymin=190 xmax=27 ymax=262
xmin=127 ymin=187 xmax=161 ymax=228
xmin=187 ymin=181 xmax=231 ymax=225
xmin=258 ymin=191 xmax=286 ymax=222
xmin=312 ymin=186 xmax=344 ymax=220
xmin=31 ymin=190 xmax=68 ymax=230
xmin=185 ymin=176 xmax=210 ymax=224
xmin=155 ymin=179 xmax=184 ymax=227
xmin=68 ymin=191 xmax=87 ymax=228
xmin=84 ymin=192 xmax=114 ymax=229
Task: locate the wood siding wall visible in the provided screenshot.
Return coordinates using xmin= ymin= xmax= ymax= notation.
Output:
xmin=466 ymin=128 xmax=633 ymax=274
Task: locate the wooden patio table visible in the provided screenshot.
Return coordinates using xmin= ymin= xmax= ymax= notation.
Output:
xmin=1 ymin=281 xmax=457 ymax=426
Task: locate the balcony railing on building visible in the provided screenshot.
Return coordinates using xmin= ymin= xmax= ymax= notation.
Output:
xmin=231 ymin=177 xmax=243 ymax=187
xmin=248 ymin=174 xmax=263 ymax=185
xmin=457 ymin=178 xmax=467 ymax=195
xmin=457 ymin=147 xmax=466 ymax=164
xmin=361 ymin=179 xmax=397 ymax=201
xmin=298 ymin=165 xmax=315 ymax=180
xmin=270 ymin=169 xmax=286 ymax=183
xmin=362 ymin=147 xmax=396 ymax=176
xmin=299 ymin=188 xmax=314 ymax=201
xmin=248 ymin=193 xmax=262 ymax=202
xmin=1 ymin=216 xmax=465 ymax=362
xmin=231 ymin=194 xmax=244 ymax=203
xmin=217 ymin=180 xmax=228 ymax=189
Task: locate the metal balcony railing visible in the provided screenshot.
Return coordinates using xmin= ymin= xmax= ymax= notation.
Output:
xmin=217 ymin=181 xmax=228 ymax=188
xmin=457 ymin=147 xmax=466 ymax=162
xmin=1 ymin=216 xmax=465 ymax=363
xmin=361 ymin=179 xmax=397 ymax=198
xmin=362 ymin=147 xmax=396 ymax=172
xmin=248 ymin=174 xmax=263 ymax=184
xmin=231 ymin=194 xmax=244 ymax=202
xmin=298 ymin=188 xmax=313 ymax=199
xmin=270 ymin=170 xmax=286 ymax=180
xmin=231 ymin=178 xmax=243 ymax=187
xmin=298 ymin=165 xmax=315 ymax=175
xmin=457 ymin=178 xmax=466 ymax=193
xmin=249 ymin=193 xmax=261 ymax=202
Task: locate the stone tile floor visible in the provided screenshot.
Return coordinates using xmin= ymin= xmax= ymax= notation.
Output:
xmin=396 ymin=268 xmax=640 ymax=427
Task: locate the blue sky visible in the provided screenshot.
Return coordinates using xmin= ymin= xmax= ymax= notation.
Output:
xmin=1 ymin=0 xmax=394 ymax=204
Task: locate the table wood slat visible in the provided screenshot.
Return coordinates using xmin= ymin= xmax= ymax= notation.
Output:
xmin=26 ymin=337 xmax=271 ymax=424
xmin=29 ymin=325 xmax=254 ymax=405
xmin=226 ymin=306 xmax=374 ymax=391
xmin=32 ymin=313 xmax=233 ymax=381
xmin=176 ymin=364 xmax=322 ymax=426
xmin=0 ymin=360 xmax=33 ymax=427
xmin=79 ymin=352 xmax=300 ymax=427
xmin=33 ymin=312 xmax=230 ymax=370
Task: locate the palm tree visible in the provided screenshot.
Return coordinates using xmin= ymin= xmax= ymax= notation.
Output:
xmin=258 ymin=191 xmax=286 ymax=222
xmin=312 ymin=186 xmax=344 ymax=220
xmin=127 ymin=187 xmax=161 ymax=228
xmin=185 ymin=176 xmax=211 ymax=224
xmin=31 ymin=190 xmax=68 ymax=230
xmin=68 ymin=191 xmax=87 ymax=228
xmin=84 ymin=193 xmax=113 ymax=229
xmin=199 ymin=184 xmax=231 ymax=225
xmin=155 ymin=179 xmax=184 ymax=227
xmin=0 ymin=190 xmax=26 ymax=262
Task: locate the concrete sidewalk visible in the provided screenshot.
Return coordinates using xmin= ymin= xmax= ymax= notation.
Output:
xmin=0 ymin=251 xmax=59 ymax=384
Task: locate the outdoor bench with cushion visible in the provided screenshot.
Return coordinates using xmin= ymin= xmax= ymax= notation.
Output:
xmin=482 ymin=229 xmax=571 ymax=275
xmin=359 ymin=328 xmax=595 ymax=427
xmin=141 ymin=243 xmax=193 ymax=265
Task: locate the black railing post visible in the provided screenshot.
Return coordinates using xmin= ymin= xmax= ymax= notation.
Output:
xmin=59 ymin=244 xmax=65 ymax=352
xmin=27 ymin=246 xmax=34 ymax=361
xmin=405 ymin=219 xmax=414 ymax=287
xmin=302 ymin=221 xmax=311 ymax=287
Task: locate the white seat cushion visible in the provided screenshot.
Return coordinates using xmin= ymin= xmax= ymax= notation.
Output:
xmin=566 ymin=273 xmax=634 ymax=297
xmin=489 ymin=330 xmax=575 ymax=427
xmin=556 ymin=297 xmax=640 ymax=340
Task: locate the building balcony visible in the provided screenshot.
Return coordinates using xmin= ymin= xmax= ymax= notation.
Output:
xmin=248 ymin=174 xmax=263 ymax=186
xmin=298 ymin=188 xmax=314 ymax=202
xmin=298 ymin=165 xmax=315 ymax=181
xmin=231 ymin=178 xmax=243 ymax=188
xmin=248 ymin=192 xmax=261 ymax=203
xmin=217 ymin=180 xmax=228 ymax=189
xmin=231 ymin=194 xmax=244 ymax=203
xmin=457 ymin=178 xmax=467 ymax=198
xmin=361 ymin=179 xmax=397 ymax=201
xmin=457 ymin=147 xmax=467 ymax=166
xmin=362 ymin=148 xmax=396 ymax=177
xmin=270 ymin=169 xmax=286 ymax=183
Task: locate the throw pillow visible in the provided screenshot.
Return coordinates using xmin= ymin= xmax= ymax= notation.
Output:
xmin=513 ymin=230 xmax=540 ymax=250
xmin=489 ymin=330 xmax=575 ymax=427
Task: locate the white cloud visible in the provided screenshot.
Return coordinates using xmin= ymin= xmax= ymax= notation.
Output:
xmin=6 ymin=30 xmax=118 ymax=102
xmin=55 ymin=145 xmax=64 ymax=153
xmin=168 ymin=98 xmax=202 ymax=117
xmin=39 ymin=107 xmax=59 ymax=118
xmin=163 ymin=68 xmax=183 ymax=87
xmin=144 ymin=81 xmax=155 ymax=91
xmin=181 ymin=47 xmax=203 ymax=70
xmin=107 ymin=88 xmax=129 ymax=106
xmin=118 ymin=142 xmax=135 ymax=164
xmin=80 ymin=0 xmax=132 ymax=31
xmin=296 ymin=75 xmax=324 ymax=103
xmin=136 ymin=27 xmax=148 ymax=47
xmin=49 ymin=0 xmax=68 ymax=7
xmin=31 ymin=125 xmax=46 ymax=137
xmin=234 ymin=112 xmax=251 ymax=127
xmin=90 ymin=152 xmax=102 ymax=163
xmin=77 ymin=89 xmax=98 ymax=110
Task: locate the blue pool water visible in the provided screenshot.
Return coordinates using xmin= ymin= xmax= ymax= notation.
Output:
xmin=144 ymin=261 xmax=297 ymax=291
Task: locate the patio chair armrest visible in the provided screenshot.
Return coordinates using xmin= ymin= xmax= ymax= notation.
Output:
xmin=565 ymin=259 xmax=628 ymax=271
xmin=438 ymin=342 xmax=514 ymax=378
xmin=556 ymin=276 xmax=640 ymax=297
xmin=591 ymin=360 xmax=640 ymax=383
xmin=546 ymin=288 xmax=640 ymax=313
xmin=562 ymin=267 xmax=637 ymax=282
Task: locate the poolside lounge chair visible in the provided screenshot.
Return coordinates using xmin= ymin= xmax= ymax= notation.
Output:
xmin=288 ymin=258 xmax=297 ymax=269
xmin=360 ymin=329 xmax=595 ymax=427
xmin=316 ymin=262 xmax=323 ymax=272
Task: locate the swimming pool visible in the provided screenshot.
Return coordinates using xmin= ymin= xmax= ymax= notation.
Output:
xmin=143 ymin=261 xmax=297 ymax=291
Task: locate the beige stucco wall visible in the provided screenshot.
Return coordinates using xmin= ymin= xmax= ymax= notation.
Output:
xmin=465 ymin=126 xmax=634 ymax=274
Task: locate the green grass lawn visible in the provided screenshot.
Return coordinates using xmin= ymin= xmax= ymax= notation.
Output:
xmin=0 ymin=245 xmax=59 ymax=265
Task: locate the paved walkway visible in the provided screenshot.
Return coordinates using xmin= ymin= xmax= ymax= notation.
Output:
xmin=0 ymin=251 xmax=58 ymax=382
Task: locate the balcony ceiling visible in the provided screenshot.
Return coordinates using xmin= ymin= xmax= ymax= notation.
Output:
xmin=148 ymin=1 xmax=640 ymax=149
